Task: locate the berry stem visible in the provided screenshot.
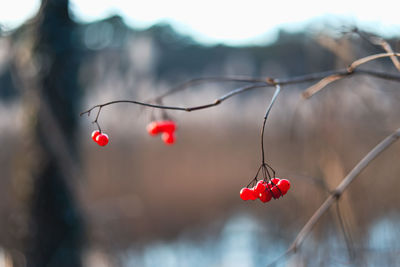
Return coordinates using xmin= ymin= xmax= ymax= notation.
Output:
xmin=260 ymin=84 xmax=281 ymax=173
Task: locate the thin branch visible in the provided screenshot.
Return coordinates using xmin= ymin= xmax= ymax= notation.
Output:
xmin=268 ymin=127 xmax=400 ymax=266
xmin=374 ymin=40 xmax=400 ymax=71
xmin=81 ymin=51 xmax=400 ymax=149
xmin=81 ymin=50 xmax=400 ymax=120
xmin=302 ymin=74 xmax=344 ymax=99
xmin=355 ymin=69 xmax=400 ymax=80
xmin=335 ymin=201 xmax=355 ymax=260
xmin=81 ymin=68 xmax=400 ymax=121
xmin=352 ymin=29 xmax=400 ymax=71
xmin=302 ymin=52 xmax=400 ymax=99
xmin=151 ymin=52 xmax=399 ymax=103
xmin=261 ymin=84 xmax=281 ymax=164
xmin=150 ymin=76 xmax=269 ymax=101
xmin=80 ymin=83 xmax=268 ymax=124
xmin=80 ymin=52 xmax=400 ymax=120
xmin=348 ymin=52 xmax=400 ymax=71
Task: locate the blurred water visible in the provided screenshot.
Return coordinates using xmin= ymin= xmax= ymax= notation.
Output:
xmin=366 ymin=215 xmax=400 ymax=266
xmin=118 ymin=214 xmax=288 ymax=267
xmin=114 ymin=213 xmax=400 ymax=267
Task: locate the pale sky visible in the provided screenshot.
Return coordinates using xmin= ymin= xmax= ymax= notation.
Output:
xmin=1 ymin=0 xmax=399 ymax=45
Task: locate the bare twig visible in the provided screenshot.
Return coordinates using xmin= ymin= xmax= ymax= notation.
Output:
xmin=261 ymin=84 xmax=281 ymax=165
xmin=302 ymin=52 xmax=400 ymax=99
xmin=348 ymin=52 xmax=400 ymax=71
xmin=81 ymin=52 xmax=400 ymax=123
xmin=352 ymin=29 xmax=400 ymax=71
xmin=245 ymin=84 xmax=282 ymax=185
xmin=301 ymin=74 xmax=344 ymax=99
xmin=80 ymin=83 xmax=268 ymax=123
xmin=150 ymin=76 xmax=269 ymax=101
xmin=268 ymin=127 xmax=400 ymax=266
xmin=335 ymin=201 xmax=355 ymax=260
xmin=374 ymin=40 xmax=400 ymax=71
xmin=80 ymin=69 xmax=400 ymax=127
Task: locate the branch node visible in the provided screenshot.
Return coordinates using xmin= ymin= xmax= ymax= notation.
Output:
xmin=266 ymin=77 xmax=276 ymax=85
xmin=346 ymin=66 xmax=354 ymax=73
xmin=332 ymin=189 xmax=342 ymax=200
xmin=302 ymin=91 xmax=312 ymax=99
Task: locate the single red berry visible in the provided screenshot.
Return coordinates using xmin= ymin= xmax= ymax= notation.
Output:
xmin=259 ymin=190 xmax=272 ymax=203
xmin=254 ymin=180 xmax=266 ymax=195
xmin=270 ymin=186 xmax=282 ymax=199
xmin=271 ymin=178 xmax=280 ymax=185
xmin=240 ymin=188 xmax=254 ymax=201
xmin=147 ymin=122 xmax=160 ymax=136
xmin=248 ymin=188 xmax=258 ymax=200
xmin=91 ymin=130 xmax=100 ymax=142
xmin=158 ymin=120 xmax=176 ymax=133
xmin=162 ymin=132 xmax=175 ymax=145
xmin=96 ymin=133 xmax=109 ymax=146
xmin=277 ymin=179 xmax=291 ymax=195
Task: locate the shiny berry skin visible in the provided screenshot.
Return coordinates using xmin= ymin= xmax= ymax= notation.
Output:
xmin=96 ymin=133 xmax=109 ymax=146
xmin=247 ymin=187 xmax=258 ymax=200
xmin=270 ymin=186 xmax=282 ymax=199
xmin=147 ymin=120 xmax=177 ymax=145
xmin=147 ymin=122 xmax=160 ymax=136
xmin=248 ymin=188 xmax=258 ymax=200
xmin=158 ymin=120 xmax=176 ymax=133
xmin=259 ymin=190 xmax=272 ymax=203
xmin=240 ymin=188 xmax=254 ymax=201
xmin=271 ymin=178 xmax=280 ymax=185
xmin=162 ymin=132 xmax=175 ymax=145
xmin=254 ymin=180 xmax=266 ymax=195
xmin=91 ymin=130 xmax=100 ymax=142
xmin=277 ymin=179 xmax=291 ymax=194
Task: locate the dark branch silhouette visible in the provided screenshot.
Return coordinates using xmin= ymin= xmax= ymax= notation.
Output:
xmin=81 ymin=52 xmax=400 ymax=121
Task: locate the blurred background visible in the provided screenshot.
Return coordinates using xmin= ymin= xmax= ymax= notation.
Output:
xmin=0 ymin=0 xmax=400 ymax=266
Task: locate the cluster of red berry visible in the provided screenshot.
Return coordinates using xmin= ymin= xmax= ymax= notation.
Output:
xmin=240 ymin=178 xmax=290 ymax=203
xmin=91 ymin=130 xmax=109 ymax=146
xmin=147 ymin=120 xmax=177 ymax=145
xmin=89 ymin=121 xmax=177 ymax=147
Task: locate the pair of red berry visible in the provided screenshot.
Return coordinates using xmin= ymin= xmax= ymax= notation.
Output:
xmin=91 ymin=130 xmax=109 ymax=146
xmin=240 ymin=178 xmax=290 ymax=203
xmin=147 ymin=120 xmax=177 ymax=145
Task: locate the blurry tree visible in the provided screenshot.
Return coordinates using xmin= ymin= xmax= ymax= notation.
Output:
xmin=21 ymin=0 xmax=85 ymax=266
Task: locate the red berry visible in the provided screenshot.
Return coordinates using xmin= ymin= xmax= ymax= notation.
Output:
xmin=96 ymin=133 xmax=109 ymax=146
xmin=147 ymin=120 xmax=177 ymax=145
xmin=270 ymin=186 xmax=282 ymax=199
xmin=248 ymin=188 xmax=258 ymax=200
xmin=254 ymin=180 xmax=266 ymax=195
xmin=277 ymin=179 xmax=291 ymax=195
xmin=271 ymin=178 xmax=280 ymax=185
xmin=91 ymin=130 xmax=100 ymax=142
xmin=240 ymin=188 xmax=253 ymax=201
xmin=158 ymin=120 xmax=176 ymax=133
xmin=259 ymin=190 xmax=272 ymax=203
xmin=147 ymin=122 xmax=160 ymax=136
xmin=162 ymin=132 xmax=175 ymax=145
